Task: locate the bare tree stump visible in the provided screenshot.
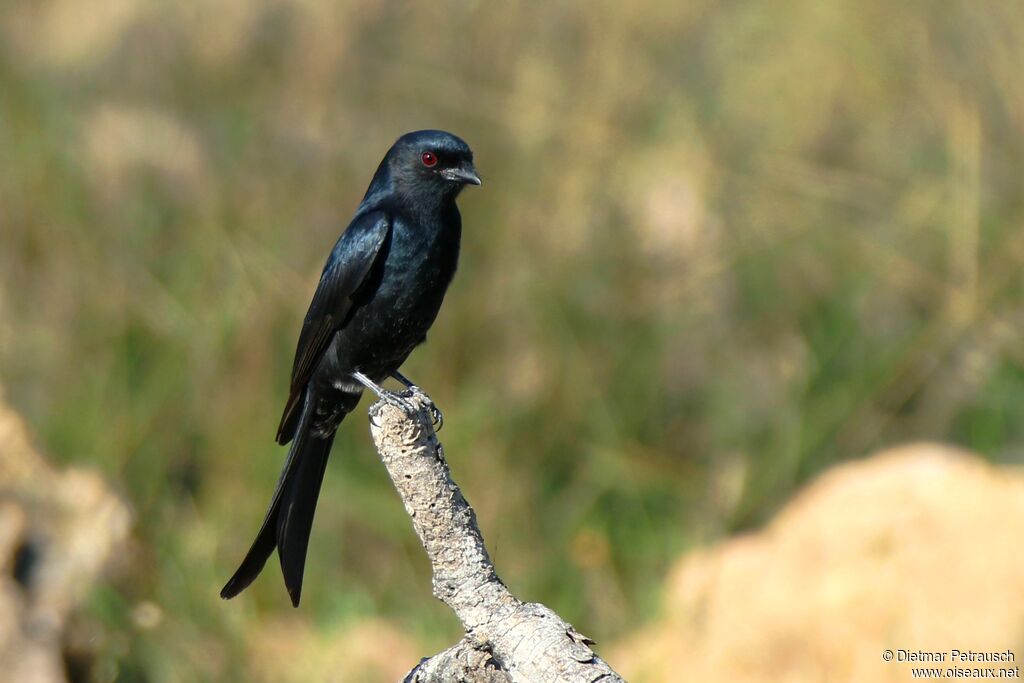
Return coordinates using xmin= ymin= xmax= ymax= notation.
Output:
xmin=367 ymin=393 xmax=626 ymax=683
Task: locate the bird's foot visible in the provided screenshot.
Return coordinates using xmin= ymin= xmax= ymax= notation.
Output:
xmin=389 ymin=370 xmax=443 ymax=430
xmin=378 ymin=389 xmax=420 ymax=418
xmin=399 ymin=385 xmax=443 ymax=431
xmin=353 ymin=370 xmax=416 ymax=418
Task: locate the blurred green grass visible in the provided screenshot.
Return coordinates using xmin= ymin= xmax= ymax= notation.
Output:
xmin=1 ymin=1 xmax=1023 ymax=681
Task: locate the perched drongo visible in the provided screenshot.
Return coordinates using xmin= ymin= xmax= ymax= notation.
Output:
xmin=221 ymin=130 xmax=480 ymax=606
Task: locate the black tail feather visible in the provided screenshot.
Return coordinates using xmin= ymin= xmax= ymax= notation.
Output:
xmin=220 ymin=428 xmax=306 ymax=600
xmin=221 ymin=391 xmax=337 ymax=605
xmin=276 ymin=430 xmax=335 ymax=607
xmin=220 ymin=512 xmax=277 ymax=599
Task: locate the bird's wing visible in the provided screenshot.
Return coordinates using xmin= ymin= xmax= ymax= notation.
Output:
xmin=275 ymin=211 xmax=391 ymax=444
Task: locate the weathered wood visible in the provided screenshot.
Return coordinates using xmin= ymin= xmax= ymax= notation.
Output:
xmin=367 ymin=395 xmax=626 ymax=683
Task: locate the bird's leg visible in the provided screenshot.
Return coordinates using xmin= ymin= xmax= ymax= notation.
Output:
xmin=351 ymin=371 xmax=418 ymax=416
xmin=390 ymin=370 xmax=443 ymax=430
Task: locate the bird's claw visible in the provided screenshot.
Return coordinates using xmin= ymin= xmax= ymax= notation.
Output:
xmin=379 ymin=390 xmax=418 ymax=417
xmin=427 ymin=403 xmax=444 ymax=431
xmin=399 ymin=386 xmax=444 ymax=431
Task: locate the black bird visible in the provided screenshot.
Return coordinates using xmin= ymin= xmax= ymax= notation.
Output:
xmin=221 ymin=130 xmax=480 ymax=606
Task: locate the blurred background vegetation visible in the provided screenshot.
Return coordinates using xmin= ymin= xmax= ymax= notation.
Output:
xmin=1 ymin=0 xmax=1022 ymax=681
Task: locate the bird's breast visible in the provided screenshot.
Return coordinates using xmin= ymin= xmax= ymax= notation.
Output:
xmin=330 ymin=215 xmax=460 ymax=375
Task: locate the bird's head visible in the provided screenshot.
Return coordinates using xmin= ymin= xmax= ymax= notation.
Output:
xmin=387 ymin=130 xmax=481 ymax=200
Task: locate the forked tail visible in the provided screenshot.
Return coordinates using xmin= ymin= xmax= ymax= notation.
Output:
xmin=220 ymin=392 xmax=337 ymax=607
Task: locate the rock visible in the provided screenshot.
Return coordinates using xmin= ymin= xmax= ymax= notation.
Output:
xmin=0 ymin=397 xmax=131 ymax=683
xmin=613 ymin=443 xmax=1024 ymax=683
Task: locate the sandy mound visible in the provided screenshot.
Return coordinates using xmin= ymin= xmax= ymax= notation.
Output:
xmin=613 ymin=443 xmax=1024 ymax=682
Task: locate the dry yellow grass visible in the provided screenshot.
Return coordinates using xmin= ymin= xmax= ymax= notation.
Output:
xmin=247 ymin=617 xmax=421 ymax=683
xmin=2 ymin=0 xmax=1023 ymax=679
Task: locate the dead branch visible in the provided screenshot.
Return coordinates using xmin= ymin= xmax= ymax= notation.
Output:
xmin=366 ymin=394 xmax=625 ymax=683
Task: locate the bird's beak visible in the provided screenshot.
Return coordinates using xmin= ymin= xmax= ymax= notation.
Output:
xmin=443 ymin=164 xmax=482 ymax=186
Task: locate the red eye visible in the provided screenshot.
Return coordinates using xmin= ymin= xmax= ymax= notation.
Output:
xmin=421 ymin=151 xmax=437 ymax=167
